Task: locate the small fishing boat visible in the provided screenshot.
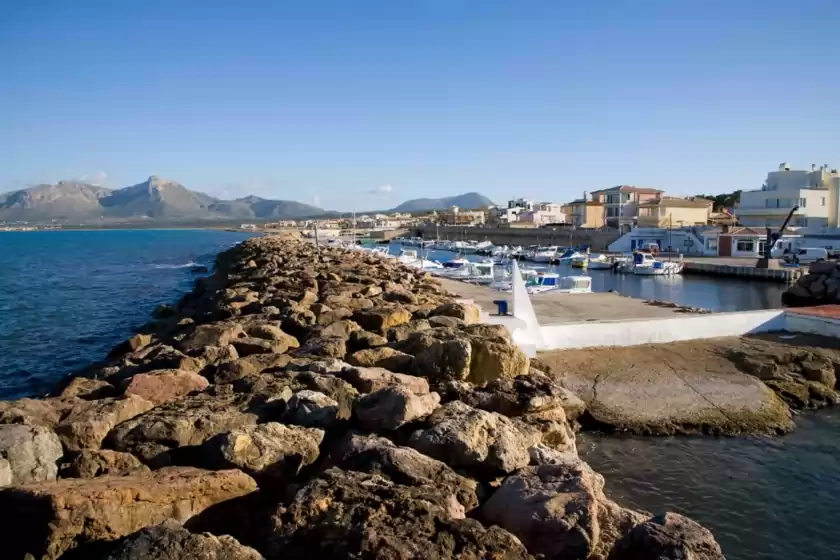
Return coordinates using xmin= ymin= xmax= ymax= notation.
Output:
xmin=396 ymin=249 xmax=444 ymax=270
xmin=571 ymin=253 xmax=607 ymax=268
xmin=587 ymin=254 xmax=630 ymax=270
xmin=442 ymin=257 xmax=470 ymax=269
xmin=532 ymin=246 xmax=560 ymax=263
xmin=489 ymin=267 xmax=539 ymax=291
xmin=552 ymin=248 xmax=584 ymax=264
xmin=630 ymin=252 xmax=683 ymax=276
xmin=525 ymin=272 xmax=593 ymax=294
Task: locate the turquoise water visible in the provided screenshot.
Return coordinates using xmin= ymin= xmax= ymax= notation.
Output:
xmin=0 ymin=229 xmax=254 ymax=398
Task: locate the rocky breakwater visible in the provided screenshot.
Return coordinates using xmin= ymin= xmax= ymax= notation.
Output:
xmin=0 ymin=236 xmax=725 ymax=559
xmin=783 ymin=260 xmax=840 ymax=306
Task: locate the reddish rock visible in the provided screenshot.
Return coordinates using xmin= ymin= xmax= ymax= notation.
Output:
xmin=123 ymin=369 xmax=210 ymax=405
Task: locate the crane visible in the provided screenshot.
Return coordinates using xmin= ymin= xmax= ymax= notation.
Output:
xmin=756 ymin=205 xmax=798 ymax=268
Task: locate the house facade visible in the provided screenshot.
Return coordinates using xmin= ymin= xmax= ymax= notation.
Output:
xmin=737 ymin=163 xmax=839 ymax=228
xmin=518 ymin=202 xmax=566 ymax=225
xmin=636 ymin=198 xmax=712 ymax=228
xmin=589 ymin=186 xmax=663 ymax=232
xmin=561 ymin=199 xmax=605 ymax=228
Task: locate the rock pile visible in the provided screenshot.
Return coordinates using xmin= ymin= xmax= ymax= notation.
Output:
xmin=0 ymin=237 xmax=724 ymax=559
xmin=782 ymin=261 xmax=840 ymax=306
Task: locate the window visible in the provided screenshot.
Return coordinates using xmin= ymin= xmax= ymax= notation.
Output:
xmin=706 ymin=238 xmax=718 ymax=250
xmin=799 ymin=198 xmax=807 ymax=208
xmin=621 ymin=193 xmax=631 ymax=203
xmin=736 ymin=240 xmax=755 ymax=252
xmin=765 ymin=198 xmax=775 ymax=208
xmin=822 ymin=197 xmax=827 ymax=206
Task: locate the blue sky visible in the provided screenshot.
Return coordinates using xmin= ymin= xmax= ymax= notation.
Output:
xmin=1 ymin=0 xmax=838 ymax=210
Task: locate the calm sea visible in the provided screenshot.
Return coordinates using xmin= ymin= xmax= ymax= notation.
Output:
xmin=0 ymin=231 xmax=836 ymax=559
xmin=0 ymin=229 xmax=253 ymax=399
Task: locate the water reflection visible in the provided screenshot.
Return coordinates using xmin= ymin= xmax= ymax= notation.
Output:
xmin=392 ymin=243 xmax=786 ymax=312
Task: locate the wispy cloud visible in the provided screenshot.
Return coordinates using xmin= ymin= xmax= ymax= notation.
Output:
xmin=368 ymin=184 xmax=393 ymax=195
xmin=77 ymin=171 xmax=109 ymax=186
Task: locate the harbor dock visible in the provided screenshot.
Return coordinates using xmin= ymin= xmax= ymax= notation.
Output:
xmin=682 ymin=257 xmax=804 ymax=283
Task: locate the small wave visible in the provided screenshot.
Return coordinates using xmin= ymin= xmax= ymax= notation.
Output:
xmin=151 ymin=261 xmax=200 ymax=269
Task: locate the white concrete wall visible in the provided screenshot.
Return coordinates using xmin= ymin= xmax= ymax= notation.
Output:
xmin=785 ymin=312 xmax=840 ymax=339
xmin=538 ymin=310 xmax=787 ymax=350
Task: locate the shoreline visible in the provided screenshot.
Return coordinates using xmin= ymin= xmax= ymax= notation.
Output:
xmin=0 ymin=234 xmax=726 ymax=558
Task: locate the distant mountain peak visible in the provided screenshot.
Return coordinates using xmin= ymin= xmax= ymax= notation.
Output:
xmin=391 ymin=192 xmax=494 ymax=213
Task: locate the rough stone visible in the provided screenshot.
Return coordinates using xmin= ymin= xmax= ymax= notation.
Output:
xmin=295 ymin=335 xmax=347 ymax=359
xmin=0 ymin=467 xmax=257 ymax=560
xmin=468 ymin=339 xmax=530 ymax=383
xmin=347 ymin=329 xmax=388 ymax=352
xmin=122 ymin=369 xmax=209 ymax=405
xmin=482 ymin=461 xmax=646 ymax=560
xmin=55 ymin=396 xmax=155 ymax=452
xmin=431 ymin=301 xmax=481 ymax=324
xmin=338 ymin=366 xmax=430 ymax=394
xmin=351 ymin=307 xmax=412 ymax=334
xmin=232 ymin=337 xmax=290 ymax=357
xmin=179 ymin=323 xmax=245 ymax=352
xmin=409 ymin=335 xmax=472 ymax=383
xmin=202 ymin=422 xmax=324 ymax=478
xmin=408 ymin=401 xmax=531 ymax=475
xmin=355 ymin=386 xmax=440 ymax=432
xmin=609 ymin=512 xmax=725 ymax=560
xmin=57 ymin=378 xmax=117 ymax=400
xmin=97 ymin=520 xmax=263 ymax=560
xmin=108 ymin=334 xmax=153 ymax=358
xmin=0 ymin=424 xmax=63 ymax=486
xmin=61 ymin=449 xmax=151 ymax=478
xmin=283 ymin=390 xmax=340 ymax=428
xmin=263 ymin=468 xmax=530 ymax=559
xmin=346 ymin=346 xmax=413 ymax=372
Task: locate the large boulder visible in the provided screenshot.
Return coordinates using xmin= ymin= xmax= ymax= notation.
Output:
xmin=609 ymin=512 xmax=725 ymax=560
xmin=430 ymin=302 xmax=481 ymax=324
xmin=0 ymin=397 xmax=70 ymax=427
xmin=468 ymin=338 xmax=529 ymax=383
xmin=295 ymin=335 xmax=347 ymax=359
xmin=210 ymin=354 xmax=295 ymax=384
xmin=408 ymin=401 xmax=531 ymax=475
xmin=262 ymin=468 xmax=531 ymax=559
xmin=351 ymin=307 xmax=412 ymax=334
xmin=242 ymin=322 xmax=299 ymax=350
xmin=60 ymin=450 xmax=151 ymax=478
xmin=355 ymin=386 xmax=440 ymax=432
xmin=282 ymin=390 xmax=340 ymax=428
xmin=95 ymin=520 xmax=263 ymax=560
xmin=408 ymin=333 xmax=473 ymax=384
xmin=337 ymin=366 xmax=430 ymax=394
xmin=346 ymin=347 xmax=413 ymax=372
xmin=106 ymin=390 xmax=260 ymax=466
xmin=0 ymin=467 xmax=257 ymax=560
xmin=201 ymin=422 xmax=324 ymax=478
xmin=56 ymin=377 xmax=117 ymax=400
xmin=122 ymin=369 xmax=209 ymax=405
xmin=482 ymin=461 xmax=646 ymax=559
xmin=0 ymin=424 xmax=63 ymax=486
xmin=55 ymin=396 xmax=155 ymax=452
xmin=328 ymin=433 xmax=478 ymax=513
xmin=179 ymin=323 xmax=245 ymax=352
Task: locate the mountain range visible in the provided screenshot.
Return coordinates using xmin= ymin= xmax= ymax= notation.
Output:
xmin=0 ymin=177 xmax=494 ymax=223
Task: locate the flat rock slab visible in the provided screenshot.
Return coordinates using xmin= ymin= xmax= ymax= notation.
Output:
xmin=538 ymin=339 xmax=794 ymax=435
xmin=0 ymin=467 xmax=256 ymax=559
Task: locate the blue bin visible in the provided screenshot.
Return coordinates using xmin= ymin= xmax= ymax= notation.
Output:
xmin=493 ymin=299 xmax=509 ymax=315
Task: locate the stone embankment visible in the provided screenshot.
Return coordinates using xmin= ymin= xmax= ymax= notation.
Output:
xmin=783 ymin=261 xmax=840 ymax=306
xmin=0 ymin=236 xmax=724 ymax=559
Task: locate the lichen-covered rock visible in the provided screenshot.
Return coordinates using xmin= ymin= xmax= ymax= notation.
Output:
xmin=482 ymin=461 xmax=646 ymax=559
xmin=0 ymin=467 xmax=257 ymax=560
xmin=351 ymin=307 xmax=412 ymax=334
xmin=60 ymin=449 xmax=150 ymax=478
xmin=346 ymin=346 xmax=413 ymax=372
xmin=338 ymin=366 xmax=430 ymax=394
xmin=431 ymin=302 xmax=481 ymax=324
xmin=96 ymin=520 xmax=264 ymax=560
xmin=56 ymin=396 xmax=155 ymax=452
xmin=179 ymin=323 xmax=245 ymax=352
xmin=122 ymin=369 xmax=209 ymax=405
xmin=283 ymin=390 xmax=340 ymax=428
xmin=0 ymin=424 xmax=63 ymax=486
xmin=329 ymin=433 xmax=478 ymax=512
xmin=262 ymin=468 xmax=530 ymax=559
xmin=202 ymin=422 xmax=323 ymax=478
xmin=106 ymin=390 xmax=259 ymax=466
xmin=355 ymin=386 xmax=440 ymax=432
xmin=408 ymin=401 xmax=531 ymax=475
xmin=608 ymin=512 xmax=725 ymax=560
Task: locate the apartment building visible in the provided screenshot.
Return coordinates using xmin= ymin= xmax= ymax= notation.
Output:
xmin=636 ymin=198 xmax=712 ymax=228
xmin=589 ymin=186 xmax=663 ymax=232
xmin=561 ymin=199 xmax=605 ymax=228
xmin=737 ymin=163 xmax=840 ymax=228
xmin=517 ymin=202 xmax=566 ymax=225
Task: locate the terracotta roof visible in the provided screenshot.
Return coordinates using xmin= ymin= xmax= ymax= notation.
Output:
xmin=590 ymin=185 xmax=664 ymax=194
xmin=566 ymin=198 xmax=603 ymax=206
xmin=703 ymin=226 xmax=764 ymax=236
xmin=639 ymin=198 xmax=712 ymax=208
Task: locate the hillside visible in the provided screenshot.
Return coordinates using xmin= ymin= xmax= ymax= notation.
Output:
xmin=392 ymin=192 xmax=494 ymax=212
xmin=0 ymin=176 xmax=326 ymax=223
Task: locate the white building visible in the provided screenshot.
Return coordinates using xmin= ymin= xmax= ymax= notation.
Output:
xmin=494 ymin=198 xmax=535 ymax=223
xmin=737 ymin=163 xmax=840 ymax=228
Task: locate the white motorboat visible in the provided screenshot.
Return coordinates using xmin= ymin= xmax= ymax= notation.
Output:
xmin=366 ymin=246 xmax=392 ymax=258
xmin=630 ymin=252 xmax=683 ymax=276
xmin=489 ymin=267 xmax=539 ymax=291
xmin=525 ymin=272 xmax=593 ymax=294
xmin=553 ymin=248 xmax=584 ymax=264
xmin=396 ymin=249 xmax=444 ymax=270
xmin=587 ymin=254 xmax=630 ymax=270
xmin=532 ymin=246 xmax=559 ymax=263
xmin=442 ymin=256 xmax=470 ymax=269
xmin=571 ymin=253 xmax=607 ymax=269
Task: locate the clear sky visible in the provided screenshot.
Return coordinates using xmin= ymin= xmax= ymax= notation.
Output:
xmin=1 ymin=0 xmax=838 ymax=210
